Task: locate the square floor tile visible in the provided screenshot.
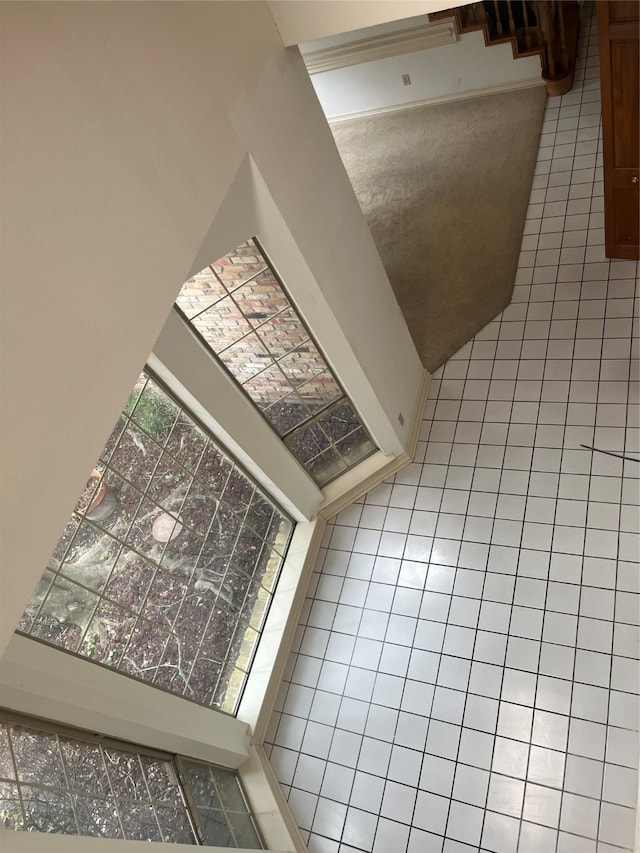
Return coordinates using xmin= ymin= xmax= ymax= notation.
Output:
xmin=419 ymin=754 xmax=456 ymax=797
xmin=342 ymin=806 xmax=378 ymax=850
xmin=560 ymin=791 xmax=599 ymax=839
xmin=518 ymin=821 xmax=558 ymax=853
xmin=373 ymin=817 xmax=410 ymax=852
xmin=532 ymin=709 xmax=569 ymax=752
xmin=394 ymin=711 xmax=430 ymax=751
xmin=492 ymin=736 xmax=529 ymax=779
xmin=564 ymin=753 xmax=603 ymax=799
xmin=458 ymin=727 xmax=495 ymax=771
xmin=528 ymin=745 xmax=566 ymax=788
xmin=413 ymin=790 xmax=449 ymax=835
xmin=522 ymin=782 xmax=562 ymax=828
xmin=445 ymin=800 xmax=484 ymax=846
xmin=468 ymin=661 xmax=503 ymax=699
xmin=481 ymin=810 xmax=520 ymax=853
xmin=602 ymin=763 xmax=638 ymax=808
xmin=380 ymin=779 xmax=417 ymax=824
xmin=451 ymin=763 xmax=489 ymax=808
xmin=463 ymin=694 xmax=499 ymax=733
xmin=426 ymin=720 xmax=462 ymax=761
xmin=486 ymin=773 xmax=525 ymax=817
xmin=350 ymin=771 xmax=385 ymax=813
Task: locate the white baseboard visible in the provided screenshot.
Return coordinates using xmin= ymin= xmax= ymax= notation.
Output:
xmin=240 ymin=744 xmax=309 ymax=853
xmin=327 ymin=76 xmax=545 ymax=124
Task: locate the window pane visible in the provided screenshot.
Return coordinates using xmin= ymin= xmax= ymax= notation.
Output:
xmin=19 ymin=371 xmax=293 ymax=714
xmin=182 ymin=759 xmax=262 ymax=849
xmin=176 ymin=237 xmax=377 ymax=485
xmin=285 ymin=400 xmax=376 ymax=482
xmin=21 ymin=786 xmax=78 ymax=835
xmin=0 ymin=718 xmax=197 ymax=844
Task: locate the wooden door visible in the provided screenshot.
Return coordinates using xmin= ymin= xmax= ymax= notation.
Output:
xmin=597 ymin=0 xmax=639 ymax=260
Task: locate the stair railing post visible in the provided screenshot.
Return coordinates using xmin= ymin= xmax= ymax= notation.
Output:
xmin=506 ymin=0 xmax=517 ymax=38
xmin=542 ymin=1 xmax=557 ymax=81
xmin=522 ymin=0 xmax=533 ymax=51
xmin=533 ymin=1 xmax=545 ymax=60
xmin=557 ymin=0 xmax=569 ymax=75
xmin=492 ymin=0 xmax=504 ymax=36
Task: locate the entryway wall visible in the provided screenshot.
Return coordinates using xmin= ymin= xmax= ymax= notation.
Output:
xmin=301 ymin=23 xmax=542 ymax=121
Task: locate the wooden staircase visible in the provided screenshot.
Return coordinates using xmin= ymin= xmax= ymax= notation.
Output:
xmin=429 ymin=1 xmax=581 ymax=96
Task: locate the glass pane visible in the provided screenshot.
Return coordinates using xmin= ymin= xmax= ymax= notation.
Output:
xmin=219 ymin=332 xmax=272 ymax=383
xmin=192 ymin=296 xmax=254 ymax=352
xmin=228 ymin=810 xmax=263 ymax=849
xmin=74 ymin=795 xmax=123 ymax=838
xmin=306 ymin=447 xmax=347 ymax=484
xmin=231 ymin=271 xmax=290 ymax=327
xmin=103 ymin=750 xmax=147 ymax=800
xmin=335 ymin=426 xmax=377 ymax=466
xmin=60 ymin=740 xmax=109 ymax=795
xmin=117 ymin=801 xmax=162 ymax=842
xmin=214 ymin=769 xmax=248 ymax=812
xmin=127 ymin=378 xmax=180 ymax=446
xmin=316 ymin=400 xmax=362 ymax=442
xmin=21 ymin=785 xmax=77 ymax=834
xmin=199 ymin=808 xmax=235 ymax=846
xmin=243 ymin=363 xmax=296 ymax=411
xmin=182 ymin=759 xmax=262 ymax=849
xmin=263 ymin=392 xmax=311 ymax=434
xmin=176 ymin=266 xmax=226 ymax=319
xmin=157 ymin=805 xmax=195 ymax=844
xmin=210 ymin=240 xmax=267 ymax=294
xmin=108 ymin=424 xmax=162 ymax=488
xmin=254 ymin=306 xmax=309 ymax=359
xmin=0 ymin=719 xmax=198 ymax=844
xmin=19 ymin=370 xmax=293 ymax=714
xmin=0 ymin=726 xmax=15 ymax=780
xmin=37 ymin=580 xmax=99 ymax=651
xmin=182 ymin=763 xmax=221 ymax=810
xmin=285 ymin=422 xmax=330 ymax=464
xmin=0 ymin=780 xmax=23 ymax=829
xmin=295 ymin=370 xmax=343 ymax=411
xmin=278 ymin=345 xmax=327 ymax=387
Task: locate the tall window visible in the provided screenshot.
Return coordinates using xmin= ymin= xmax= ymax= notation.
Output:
xmin=18 ymin=372 xmax=293 ymax=714
xmin=176 ymin=238 xmax=377 ymax=485
xmin=0 ymin=714 xmax=262 ymax=847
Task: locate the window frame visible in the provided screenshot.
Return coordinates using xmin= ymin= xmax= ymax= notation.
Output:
xmin=0 ymin=709 xmax=264 ymax=848
xmin=15 ymin=366 xmax=295 ymax=719
xmin=174 ymin=237 xmax=378 ymax=486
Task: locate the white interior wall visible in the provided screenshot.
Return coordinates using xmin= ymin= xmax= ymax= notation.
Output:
xmin=267 ymin=0 xmax=451 ymax=46
xmin=0 ymin=0 xmax=424 ymax=655
xmin=307 ymin=29 xmax=543 ymax=120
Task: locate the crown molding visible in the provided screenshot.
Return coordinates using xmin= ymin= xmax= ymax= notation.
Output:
xmin=302 ymin=20 xmax=458 ymax=74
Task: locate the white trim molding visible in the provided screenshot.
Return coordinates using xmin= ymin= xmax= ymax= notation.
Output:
xmin=328 ymin=76 xmax=545 ymax=123
xmin=302 ymin=20 xmax=457 ymax=74
xmin=0 ymin=830 xmax=277 ymax=853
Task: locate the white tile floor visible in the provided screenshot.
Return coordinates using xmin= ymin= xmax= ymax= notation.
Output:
xmin=265 ymin=8 xmax=639 ymax=852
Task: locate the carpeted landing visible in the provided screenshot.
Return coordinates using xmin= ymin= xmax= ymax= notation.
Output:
xmin=330 ymin=86 xmax=548 ymax=372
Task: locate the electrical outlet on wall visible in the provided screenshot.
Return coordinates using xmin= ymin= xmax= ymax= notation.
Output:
xmin=401 ymin=74 xmax=411 ymax=86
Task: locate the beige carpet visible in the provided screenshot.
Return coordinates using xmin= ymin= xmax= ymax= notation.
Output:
xmin=331 ymin=86 xmax=547 ymax=372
